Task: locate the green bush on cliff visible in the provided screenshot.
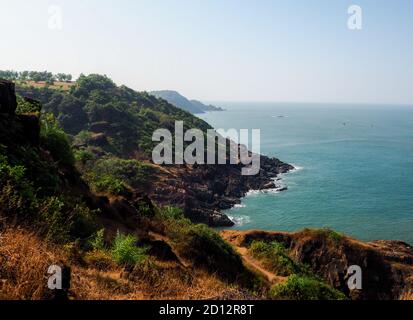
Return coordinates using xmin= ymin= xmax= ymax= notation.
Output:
xmin=158 ymin=208 xmax=245 ymax=280
xmin=302 ymin=228 xmax=345 ymax=245
xmin=160 ymin=206 xmax=185 ymax=220
xmin=93 ymin=158 xmax=153 ymax=188
xmin=40 ymin=113 xmax=75 ymax=166
xmin=0 ymin=154 xmax=37 ymax=216
xmin=93 ymin=174 xmax=127 ymax=196
xmin=269 ymin=274 xmax=347 ymax=300
xmin=85 ymin=157 xmax=153 ymax=196
xmin=16 ymin=95 xmax=42 ymax=115
xmin=0 ymin=152 xmax=99 ymax=243
xmin=89 ymin=229 xmax=106 ymax=251
xmin=249 ymin=241 xmax=309 ymax=276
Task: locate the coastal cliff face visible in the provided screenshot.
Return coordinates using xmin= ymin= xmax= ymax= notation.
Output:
xmin=148 ymin=157 xmax=293 ymax=227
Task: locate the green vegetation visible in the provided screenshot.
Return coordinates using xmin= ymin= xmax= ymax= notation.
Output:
xmin=40 ymin=114 xmax=75 ymax=166
xmin=93 ymin=175 xmax=127 ymax=196
xmin=89 ymin=229 xmax=106 ymax=251
xmin=0 ymin=152 xmax=99 ymax=243
xmin=0 ymin=70 xmax=72 ymax=83
xmin=111 ymin=232 xmax=148 ymax=267
xmin=249 ymin=241 xmax=309 ymax=276
xmin=270 ymin=274 xmax=347 ymax=300
xmin=86 ymin=229 xmax=149 ymax=268
xmin=14 ymin=73 xmax=213 ymax=200
xmin=302 ymin=228 xmax=345 ymax=244
xmin=16 ymin=74 xmax=211 ymax=155
xmin=78 ymin=157 xmax=154 ymax=196
xmin=158 ymin=208 xmax=245 ymax=280
xmin=16 ymin=95 xmax=42 ymax=115
xmin=248 ymin=239 xmax=347 ymax=300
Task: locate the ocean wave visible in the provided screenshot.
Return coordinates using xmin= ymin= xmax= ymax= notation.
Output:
xmin=228 ymin=215 xmax=251 ymax=226
xmin=246 ymin=189 xmax=261 ymax=196
xmin=233 ymin=204 xmax=246 ymax=209
xmin=246 ymin=187 xmax=284 ymax=196
xmin=291 ymin=165 xmax=303 ymax=171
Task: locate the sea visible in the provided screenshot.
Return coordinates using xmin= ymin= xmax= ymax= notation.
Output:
xmin=200 ymin=102 xmax=413 ymax=244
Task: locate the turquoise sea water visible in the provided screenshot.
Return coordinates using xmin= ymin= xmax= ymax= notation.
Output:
xmin=200 ymin=103 xmax=413 ymax=244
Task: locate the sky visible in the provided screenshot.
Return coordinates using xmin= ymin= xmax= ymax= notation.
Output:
xmin=0 ymin=0 xmax=412 ymax=104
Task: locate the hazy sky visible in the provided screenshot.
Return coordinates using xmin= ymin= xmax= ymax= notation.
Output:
xmin=1 ymin=0 xmax=412 ymax=104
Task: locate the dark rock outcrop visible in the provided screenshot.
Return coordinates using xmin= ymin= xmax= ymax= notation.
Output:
xmin=149 ymin=158 xmax=294 ymax=227
xmin=0 ymin=80 xmax=17 ymax=114
xmin=0 ymin=81 xmax=41 ymax=147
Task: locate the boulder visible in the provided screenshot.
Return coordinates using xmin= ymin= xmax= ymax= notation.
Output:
xmin=0 ymin=80 xmax=17 ymax=115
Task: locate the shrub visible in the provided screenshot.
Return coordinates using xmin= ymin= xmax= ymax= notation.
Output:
xmin=0 ymin=154 xmax=37 ymax=216
xmin=0 ymin=153 xmax=98 ymax=243
xmin=93 ymin=158 xmax=153 ymax=188
xmin=111 ymin=232 xmax=148 ymax=267
xmin=89 ymin=229 xmax=106 ymax=251
xmin=74 ymin=149 xmax=96 ymax=164
xmin=40 ymin=113 xmax=75 ymax=166
xmin=302 ymin=228 xmax=345 ymax=244
xmin=249 ymin=241 xmax=308 ymax=276
xmin=70 ymin=203 xmax=100 ymax=239
xmin=270 ymin=275 xmax=347 ymax=300
xmin=93 ymin=174 xmax=127 ymax=196
xmin=37 ymin=196 xmax=70 ymax=242
xmin=163 ymin=212 xmax=245 ymax=280
xmin=160 ymin=206 xmax=185 ymax=220
xmin=16 ymin=95 xmax=42 ymax=115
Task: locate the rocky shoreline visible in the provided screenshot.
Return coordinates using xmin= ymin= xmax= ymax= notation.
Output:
xmin=148 ymin=155 xmax=294 ymax=227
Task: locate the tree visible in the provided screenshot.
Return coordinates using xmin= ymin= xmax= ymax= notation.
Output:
xmin=0 ymin=70 xmax=18 ymax=80
xmin=19 ymin=71 xmax=29 ymax=81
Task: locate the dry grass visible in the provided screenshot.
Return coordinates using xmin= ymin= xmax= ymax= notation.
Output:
xmin=17 ymin=81 xmax=74 ymax=91
xmin=400 ymin=291 xmax=413 ymax=300
xmin=0 ymin=228 xmax=250 ymax=300
xmin=0 ymin=228 xmax=65 ymax=300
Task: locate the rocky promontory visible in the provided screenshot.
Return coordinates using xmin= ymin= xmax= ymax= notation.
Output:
xmin=148 ymin=156 xmax=294 ymax=227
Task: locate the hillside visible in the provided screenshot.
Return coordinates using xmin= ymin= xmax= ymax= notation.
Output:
xmin=151 ymin=90 xmax=224 ymax=114
xmin=16 ymin=74 xmax=292 ymax=227
xmin=0 ymin=79 xmax=264 ymax=299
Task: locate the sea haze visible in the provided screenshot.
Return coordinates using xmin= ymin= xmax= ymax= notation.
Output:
xmin=200 ymin=102 xmax=413 ymax=244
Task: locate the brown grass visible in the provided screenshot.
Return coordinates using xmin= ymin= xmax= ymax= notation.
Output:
xmin=400 ymin=291 xmax=413 ymax=300
xmin=0 ymin=228 xmax=65 ymax=300
xmin=17 ymin=81 xmax=74 ymax=91
xmin=0 ymin=228 xmax=250 ymax=300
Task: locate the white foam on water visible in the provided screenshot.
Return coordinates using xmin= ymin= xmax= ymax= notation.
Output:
xmin=246 ymin=189 xmax=261 ymax=196
xmin=228 ymin=215 xmax=251 ymax=227
xmin=291 ymin=165 xmax=303 ymax=171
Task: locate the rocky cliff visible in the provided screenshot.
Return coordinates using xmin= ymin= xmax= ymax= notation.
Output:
xmin=149 ymin=157 xmax=293 ymax=227
xmin=222 ymin=229 xmax=413 ymax=300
